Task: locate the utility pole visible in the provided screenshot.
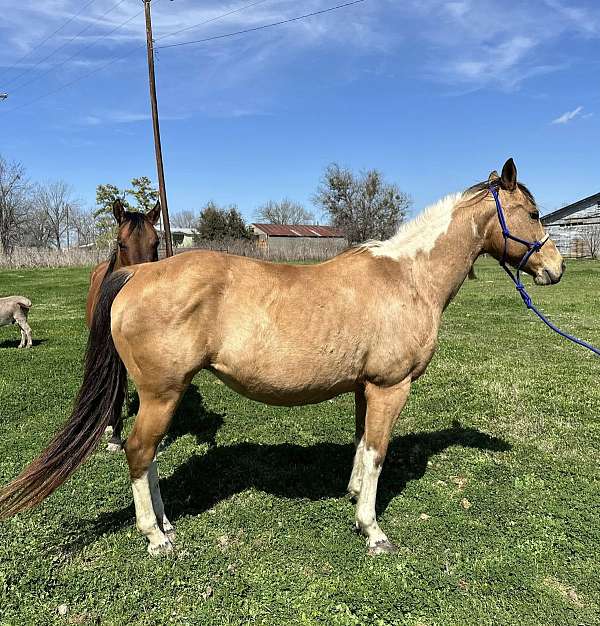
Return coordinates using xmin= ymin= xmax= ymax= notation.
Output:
xmin=144 ymin=0 xmax=173 ymax=257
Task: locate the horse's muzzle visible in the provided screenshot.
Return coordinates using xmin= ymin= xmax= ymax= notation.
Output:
xmin=535 ymin=262 xmax=565 ymax=286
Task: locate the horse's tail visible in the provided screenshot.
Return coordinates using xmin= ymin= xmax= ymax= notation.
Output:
xmin=15 ymin=296 xmax=32 ymax=309
xmin=0 ymin=270 xmax=132 ymax=519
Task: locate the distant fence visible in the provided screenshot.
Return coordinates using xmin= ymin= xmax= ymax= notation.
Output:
xmin=0 ymin=239 xmax=349 ymax=269
xmin=0 ymin=247 xmax=106 ymax=269
xmin=162 ymin=238 xmax=349 ymax=262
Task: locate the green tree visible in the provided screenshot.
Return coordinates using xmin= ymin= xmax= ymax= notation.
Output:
xmin=195 ymin=202 xmax=249 ymax=241
xmin=94 ymin=184 xmax=129 ymax=247
xmin=126 ymin=176 xmax=159 ymax=212
xmin=94 ymin=178 xmax=159 ymax=247
xmin=226 ymin=206 xmax=250 ymax=239
xmin=314 ymin=164 xmax=411 ymax=244
xmin=94 ymin=184 xmax=129 ymax=218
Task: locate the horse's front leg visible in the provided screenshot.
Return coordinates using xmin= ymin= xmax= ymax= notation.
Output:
xmin=355 ymin=377 xmax=411 ymax=555
xmin=347 ymin=387 xmax=366 ymax=499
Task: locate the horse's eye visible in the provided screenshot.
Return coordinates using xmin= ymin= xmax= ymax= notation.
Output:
xmin=529 ymin=210 xmax=540 ymax=221
xmin=118 ymin=241 xmax=127 ymax=249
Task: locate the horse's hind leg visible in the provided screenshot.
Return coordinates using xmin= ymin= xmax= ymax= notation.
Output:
xmin=105 ymin=390 xmax=130 ymax=451
xmin=125 ymin=386 xmax=185 ymax=555
xmin=347 ymin=387 xmax=366 ymax=499
xmin=106 ymin=415 xmax=124 ymax=452
xmin=355 ymin=377 xmax=411 ymax=555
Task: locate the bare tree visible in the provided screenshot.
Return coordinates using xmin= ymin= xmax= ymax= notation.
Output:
xmin=171 ymin=209 xmax=197 ymax=229
xmin=35 ymin=181 xmax=79 ymax=249
xmin=255 ymin=198 xmax=314 ymax=225
xmin=0 ymin=156 xmax=32 ymax=255
xmin=314 ymin=164 xmax=411 ymax=244
xmin=70 ymin=207 xmax=98 ymax=246
xmin=22 ymin=206 xmax=52 ymax=248
xmin=582 ymin=224 xmax=600 ymax=259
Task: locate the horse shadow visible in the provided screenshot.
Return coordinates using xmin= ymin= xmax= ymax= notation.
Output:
xmin=72 ymin=420 xmax=510 ymax=549
xmin=0 ymin=338 xmax=46 ymax=349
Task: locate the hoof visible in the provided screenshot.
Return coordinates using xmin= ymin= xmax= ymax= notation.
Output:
xmin=160 ymin=514 xmax=175 ymax=538
xmin=147 ymin=538 xmax=173 ymax=556
xmin=346 ymin=482 xmax=362 ymax=500
xmin=106 ymin=441 xmax=123 ymax=453
xmin=164 ymin=527 xmax=176 ymax=540
xmin=367 ymin=539 xmax=398 ymax=556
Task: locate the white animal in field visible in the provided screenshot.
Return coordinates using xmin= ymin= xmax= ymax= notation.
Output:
xmin=0 ymin=296 xmax=33 ymax=348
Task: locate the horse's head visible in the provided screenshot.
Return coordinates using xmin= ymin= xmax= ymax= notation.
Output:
xmin=484 ymin=158 xmax=564 ymax=285
xmin=113 ymin=199 xmax=161 ymax=265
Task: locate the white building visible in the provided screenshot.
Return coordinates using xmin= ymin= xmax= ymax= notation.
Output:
xmin=542 ymin=192 xmax=600 ymax=257
xmin=159 ymin=227 xmax=196 ymax=248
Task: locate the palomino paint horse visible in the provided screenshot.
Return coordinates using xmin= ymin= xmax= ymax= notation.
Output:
xmin=86 ymin=199 xmax=161 ymax=450
xmin=0 ymin=159 xmax=565 ymax=556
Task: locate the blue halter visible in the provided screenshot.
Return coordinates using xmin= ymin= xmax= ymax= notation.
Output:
xmin=489 ymin=184 xmax=600 ymax=357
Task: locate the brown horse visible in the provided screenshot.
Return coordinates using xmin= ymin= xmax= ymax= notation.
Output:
xmin=86 ymin=199 xmax=161 ymax=450
xmin=86 ymin=199 xmax=161 ymax=327
xmin=0 ymin=159 xmax=565 ymax=556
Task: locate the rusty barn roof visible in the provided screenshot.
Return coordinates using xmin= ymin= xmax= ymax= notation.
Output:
xmin=252 ymin=224 xmax=345 ymax=238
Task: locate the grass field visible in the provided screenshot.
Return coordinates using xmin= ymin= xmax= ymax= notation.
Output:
xmin=0 ymin=257 xmax=599 ymax=626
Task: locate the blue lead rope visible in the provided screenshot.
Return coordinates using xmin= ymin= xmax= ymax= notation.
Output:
xmin=489 ymin=185 xmax=600 ymax=357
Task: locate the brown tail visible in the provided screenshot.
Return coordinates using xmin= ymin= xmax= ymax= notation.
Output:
xmin=0 ymin=270 xmax=132 ymax=519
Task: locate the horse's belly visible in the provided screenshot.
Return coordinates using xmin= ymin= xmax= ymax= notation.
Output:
xmin=208 ymin=360 xmax=357 ymax=407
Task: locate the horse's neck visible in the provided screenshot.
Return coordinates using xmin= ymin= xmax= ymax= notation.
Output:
xmin=417 ymin=196 xmax=492 ymax=312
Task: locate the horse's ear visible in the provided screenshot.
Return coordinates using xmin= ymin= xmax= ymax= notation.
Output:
xmin=146 ymin=200 xmax=161 ymax=225
xmin=112 ymin=199 xmax=125 ymax=225
xmin=500 ymin=158 xmax=517 ymax=191
xmin=488 ymin=170 xmax=500 ymax=184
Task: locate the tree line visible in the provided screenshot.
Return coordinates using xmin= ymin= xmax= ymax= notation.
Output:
xmin=0 ymin=155 xmax=90 ymax=254
xmin=171 ymin=163 xmax=413 ymax=245
xmin=0 ymin=154 xmax=413 ymax=255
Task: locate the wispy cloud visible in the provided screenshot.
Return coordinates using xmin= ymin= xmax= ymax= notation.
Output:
xmin=551 ymin=106 xmax=584 ymax=124
xmin=397 ymin=0 xmax=600 ymax=91
xmin=80 ymin=110 xmax=189 ymax=126
xmin=1 ymin=0 xmax=599 ymax=113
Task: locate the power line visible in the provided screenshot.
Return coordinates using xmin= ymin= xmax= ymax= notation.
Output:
xmin=2 ymin=0 xmax=368 ymax=114
xmin=7 ymin=0 xmax=132 ymax=92
xmin=154 ymin=0 xmax=272 ymax=43
xmin=10 ymin=0 xmax=146 ymax=95
xmin=3 ymin=46 xmax=142 ymax=114
xmin=156 ymin=0 xmax=367 ymax=49
xmin=0 ymin=0 xmax=97 ymax=84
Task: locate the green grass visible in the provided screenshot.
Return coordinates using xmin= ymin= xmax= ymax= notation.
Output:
xmin=0 ymin=258 xmax=599 ymax=626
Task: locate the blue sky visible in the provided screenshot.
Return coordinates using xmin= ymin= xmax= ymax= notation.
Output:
xmin=0 ymin=0 xmax=598 ymax=221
